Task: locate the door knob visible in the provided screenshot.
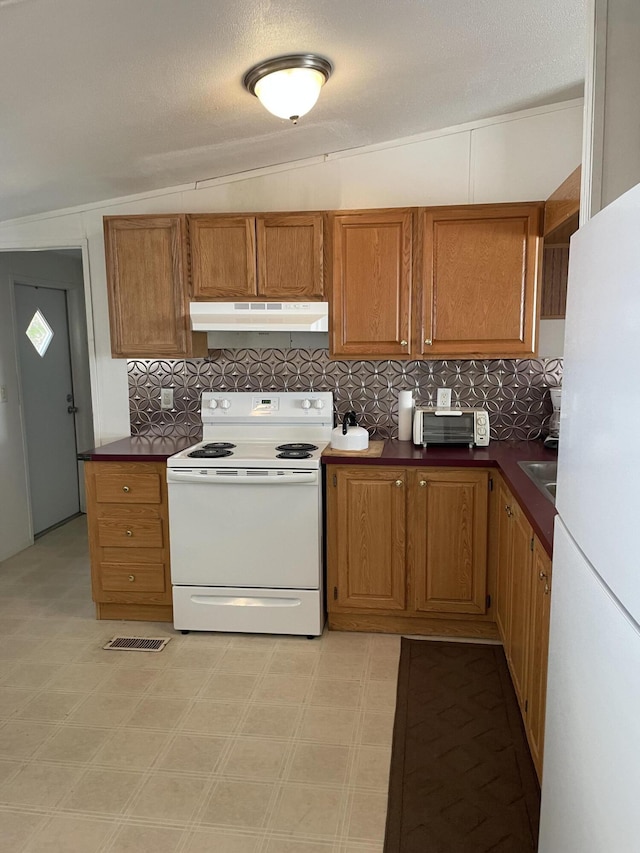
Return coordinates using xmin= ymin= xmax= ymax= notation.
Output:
xmin=67 ymin=406 xmax=78 ymax=413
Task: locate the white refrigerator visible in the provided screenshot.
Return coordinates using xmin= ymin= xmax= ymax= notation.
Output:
xmin=539 ymin=183 xmax=640 ymax=851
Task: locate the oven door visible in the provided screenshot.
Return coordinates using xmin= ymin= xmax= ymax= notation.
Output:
xmin=167 ymin=467 xmax=321 ymax=589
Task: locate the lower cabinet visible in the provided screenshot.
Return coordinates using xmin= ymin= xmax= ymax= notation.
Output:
xmin=327 ymin=465 xmax=493 ymax=636
xmin=492 ymin=473 xmax=553 ymax=781
xmin=84 ymin=461 xmax=173 ymax=622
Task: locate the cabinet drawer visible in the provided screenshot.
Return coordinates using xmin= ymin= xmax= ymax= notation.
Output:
xmin=97 ymin=518 xmax=163 ymax=548
xmin=100 ymin=562 xmax=166 ymax=593
xmin=94 ymin=473 xmax=161 ymax=504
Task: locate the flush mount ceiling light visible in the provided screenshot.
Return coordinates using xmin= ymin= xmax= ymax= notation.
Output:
xmin=243 ymin=53 xmax=333 ymax=124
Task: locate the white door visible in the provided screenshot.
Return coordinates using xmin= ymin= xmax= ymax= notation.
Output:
xmin=15 ymin=283 xmax=80 ymax=534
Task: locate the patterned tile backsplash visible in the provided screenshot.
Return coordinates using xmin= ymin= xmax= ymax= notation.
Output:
xmin=128 ymin=350 xmax=563 ymax=441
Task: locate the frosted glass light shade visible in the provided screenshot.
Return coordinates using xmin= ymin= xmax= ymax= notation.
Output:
xmin=254 ymin=67 xmax=325 ymax=121
xmin=243 ymin=54 xmax=332 ymax=124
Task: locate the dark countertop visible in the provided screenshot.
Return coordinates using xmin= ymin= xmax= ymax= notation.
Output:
xmin=79 ymin=434 xmax=556 ymax=556
xmin=322 ymin=439 xmax=557 ymax=556
xmin=78 ymin=434 xmax=198 ymax=462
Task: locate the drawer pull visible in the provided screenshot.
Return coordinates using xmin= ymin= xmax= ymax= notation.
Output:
xmin=125 ymin=529 xmax=133 ymax=537
xmin=122 ymin=486 xmax=130 ymax=492
xmin=128 ymin=575 xmax=135 ymax=582
xmin=395 ymin=480 xmax=403 ymax=487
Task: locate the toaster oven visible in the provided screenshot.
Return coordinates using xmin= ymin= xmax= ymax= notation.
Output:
xmin=413 ymin=407 xmax=490 ymax=448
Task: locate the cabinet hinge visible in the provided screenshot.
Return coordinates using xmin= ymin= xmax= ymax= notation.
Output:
xmin=332 ymin=474 xmax=337 ymax=487
xmin=530 ymin=537 xmax=534 ymax=552
xmin=486 ymin=594 xmax=491 ymax=609
xmin=333 ymin=586 xmax=338 ymax=601
xmin=488 ymin=477 xmax=493 ymax=492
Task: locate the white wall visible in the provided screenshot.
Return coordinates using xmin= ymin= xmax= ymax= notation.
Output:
xmin=0 ymin=251 xmax=89 ymax=561
xmin=583 ymin=0 xmax=640 ymax=217
xmin=0 ymin=100 xmax=583 ymax=557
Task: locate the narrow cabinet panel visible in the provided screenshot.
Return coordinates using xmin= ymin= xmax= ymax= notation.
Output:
xmin=329 ymin=209 xmax=413 ymax=357
xmin=494 ymin=476 xmax=514 ymax=642
xmin=506 ymin=500 xmax=534 ymax=711
xmin=333 ymin=467 xmax=406 ymax=610
xmin=526 ymin=539 xmax=552 ymax=779
xmin=257 ymin=214 xmax=323 ymax=298
xmin=188 ymin=215 xmax=257 ymax=298
xmin=409 ymin=469 xmax=488 ymax=614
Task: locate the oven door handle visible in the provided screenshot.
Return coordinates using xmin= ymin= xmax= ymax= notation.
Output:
xmin=167 ymin=469 xmax=318 ymax=485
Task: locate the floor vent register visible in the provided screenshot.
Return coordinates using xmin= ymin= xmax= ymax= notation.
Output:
xmin=102 ymin=636 xmax=171 ymax=652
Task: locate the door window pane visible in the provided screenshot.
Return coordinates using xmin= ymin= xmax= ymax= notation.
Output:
xmin=25 ymin=309 xmax=54 ymax=357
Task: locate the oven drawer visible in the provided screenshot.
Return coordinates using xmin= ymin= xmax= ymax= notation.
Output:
xmin=97 ymin=518 xmax=164 ymax=548
xmin=99 ymin=562 xmax=166 ymax=593
xmin=95 ymin=472 xmax=162 ymax=504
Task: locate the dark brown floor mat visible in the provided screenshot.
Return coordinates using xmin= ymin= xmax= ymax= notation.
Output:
xmin=384 ymin=639 xmax=540 ymax=853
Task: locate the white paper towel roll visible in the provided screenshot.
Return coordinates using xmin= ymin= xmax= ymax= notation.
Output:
xmin=398 ymin=390 xmax=414 ymax=441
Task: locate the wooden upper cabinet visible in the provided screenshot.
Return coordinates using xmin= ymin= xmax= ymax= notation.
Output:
xmin=418 ymin=203 xmax=544 ymax=357
xmin=189 ymin=212 xmax=323 ymax=300
xmin=332 ymin=467 xmax=407 ymax=611
xmin=408 ymin=468 xmax=488 ymax=615
xmin=188 ymin=215 xmax=257 ymax=299
xmin=257 ymin=214 xmax=323 ymax=298
xmin=329 ymin=209 xmax=413 ymax=358
xmin=104 ymin=215 xmax=207 ymax=358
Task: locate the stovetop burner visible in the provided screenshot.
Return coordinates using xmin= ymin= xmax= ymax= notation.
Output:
xmin=275 ymin=443 xmax=318 ymax=452
xmin=188 ymin=448 xmax=234 ymax=459
xmin=203 ymin=442 xmax=236 ymax=450
xmin=276 ymin=450 xmax=312 ymax=460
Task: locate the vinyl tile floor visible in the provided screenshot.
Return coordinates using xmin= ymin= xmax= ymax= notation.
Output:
xmin=0 ymin=517 xmax=399 ymax=852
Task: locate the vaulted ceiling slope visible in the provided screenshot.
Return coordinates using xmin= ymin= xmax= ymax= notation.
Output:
xmin=0 ymin=0 xmax=585 ymax=222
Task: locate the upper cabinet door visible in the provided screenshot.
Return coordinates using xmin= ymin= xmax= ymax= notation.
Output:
xmin=256 ymin=214 xmax=323 ymax=299
xmin=418 ymin=203 xmax=544 ymax=357
xmin=188 ymin=215 xmax=257 ymax=299
xmin=104 ymin=215 xmax=206 ymax=358
xmin=329 ymin=209 xmax=413 ymax=358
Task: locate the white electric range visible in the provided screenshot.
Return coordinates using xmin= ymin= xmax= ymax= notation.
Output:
xmin=166 ymin=391 xmax=333 ymax=636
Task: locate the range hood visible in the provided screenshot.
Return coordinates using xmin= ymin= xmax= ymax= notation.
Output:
xmin=190 ymin=301 xmax=329 ymax=333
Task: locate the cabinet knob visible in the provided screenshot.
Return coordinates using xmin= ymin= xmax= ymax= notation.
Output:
xmin=419 ymin=480 xmax=427 ymax=487
xmin=122 ymin=486 xmax=130 ymax=493
xmin=505 ymin=504 xmax=512 ymax=517
xmin=125 ymin=529 xmax=133 ymax=537
xmin=544 ymin=583 xmax=550 ymax=596
xmin=395 ymin=480 xmax=403 ymax=487
xmin=539 ymin=570 xmax=547 ymax=580
xmin=400 ymin=340 xmax=408 ymax=347
xmin=128 ymin=575 xmax=135 ymax=582
xmin=424 ymin=339 xmax=432 ymax=345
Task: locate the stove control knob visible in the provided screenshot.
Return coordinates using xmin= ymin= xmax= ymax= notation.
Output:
xmin=208 ymin=400 xmax=218 ymax=409
xmin=312 ymin=399 xmax=324 ymax=410
xmin=301 ymin=399 xmax=311 ymax=410
xmin=220 ymin=399 xmax=231 ymax=410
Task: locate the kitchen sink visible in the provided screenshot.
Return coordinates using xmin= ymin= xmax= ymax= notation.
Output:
xmin=518 ymin=461 xmax=557 ymax=504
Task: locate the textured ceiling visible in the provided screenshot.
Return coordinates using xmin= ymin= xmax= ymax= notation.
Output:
xmin=0 ymin=0 xmax=586 ymax=221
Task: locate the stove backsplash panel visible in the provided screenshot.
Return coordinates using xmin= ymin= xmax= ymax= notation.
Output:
xmin=128 ymin=350 xmax=563 ymax=441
